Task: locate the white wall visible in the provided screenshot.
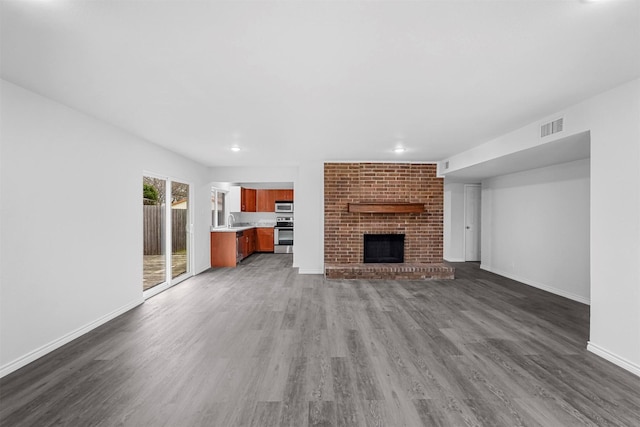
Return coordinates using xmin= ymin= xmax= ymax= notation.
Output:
xmin=294 ymin=161 xmax=324 ymax=274
xmin=587 ymin=79 xmax=640 ymax=376
xmin=443 ymin=182 xmax=466 ymax=262
xmin=441 ymin=78 xmax=640 ymax=376
xmin=0 ymin=80 xmax=211 ymax=377
xmin=481 ymin=159 xmax=591 ymax=304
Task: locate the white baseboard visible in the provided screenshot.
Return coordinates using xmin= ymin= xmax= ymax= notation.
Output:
xmin=298 ymin=268 xmax=324 ymax=275
xmin=587 ymin=342 xmax=640 ymax=377
xmin=0 ymin=298 xmax=143 ymax=378
xmin=444 ymin=257 xmax=465 ymax=262
xmin=481 ymin=265 xmax=590 ymax=305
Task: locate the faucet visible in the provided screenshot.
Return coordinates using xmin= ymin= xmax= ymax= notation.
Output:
xmin=227 ymin=213 xmax=235 ymax=228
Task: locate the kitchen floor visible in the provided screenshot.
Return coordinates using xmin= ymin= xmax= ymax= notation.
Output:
xmin=2 ymin=255 xmax=639 ymax=426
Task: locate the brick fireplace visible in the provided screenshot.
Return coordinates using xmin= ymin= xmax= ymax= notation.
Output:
xmin=324 ymin=162 xmax=454 ymax=280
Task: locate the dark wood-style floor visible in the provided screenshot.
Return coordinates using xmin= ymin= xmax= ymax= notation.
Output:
xmin=2 ymin=255 xmax=639 ymax=426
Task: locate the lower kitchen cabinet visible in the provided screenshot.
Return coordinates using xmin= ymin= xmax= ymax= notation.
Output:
xmin=256 ymin=227 xmax=274 ymax=252
xmin=211 ymin=228 xmax=262 ymax=267
xmin=242 ymin=228 xmax=256 ymax=258
xmin=210 ymin=232 xmax=237 ymax=267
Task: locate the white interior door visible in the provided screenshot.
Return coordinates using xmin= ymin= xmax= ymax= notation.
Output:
xmin=464 ymin=184 xmax=481 ymax=261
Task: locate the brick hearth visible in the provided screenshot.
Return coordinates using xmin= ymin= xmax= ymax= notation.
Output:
xmin=325 ymin=262 xmax=455 ymax=280
xmin=324 ymin=162 xmax=454 ymax=280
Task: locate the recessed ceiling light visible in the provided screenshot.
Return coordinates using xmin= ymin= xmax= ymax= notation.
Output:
xmin=230 ymin=145 xmax=241 ymax=152
xmin=393 ymin=147 xmax=406 ymax=153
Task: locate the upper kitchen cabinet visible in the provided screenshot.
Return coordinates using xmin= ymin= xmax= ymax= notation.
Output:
xmin=241 ymin=187 xmax=257 ymax=212
xmin=256 ymin=190 xmax=275 ymax=212
xmin=256 ymin=190 xmax=269 ymax=213
xmin=256 ymin=189 xmax=294 ymax=212
xmin=275 ymin=189 xmax=294 ymax=202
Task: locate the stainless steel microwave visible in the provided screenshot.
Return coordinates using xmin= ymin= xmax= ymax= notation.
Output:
xmin=275 ymin=201 xmax=293 ymax=213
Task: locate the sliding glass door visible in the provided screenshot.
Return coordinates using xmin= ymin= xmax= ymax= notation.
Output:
xmin=143 ymin=177 xmax=166 ymax=291
xmin=143 ymin=175 xmax=191 ymax=296
xmin=171 ymin=181 xmax=189 ymax=279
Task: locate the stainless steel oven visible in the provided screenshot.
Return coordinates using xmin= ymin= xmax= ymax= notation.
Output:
xmin=274 ymin=216 xmax=293 ymax=253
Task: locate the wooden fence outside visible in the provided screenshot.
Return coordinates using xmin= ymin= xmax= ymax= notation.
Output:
xmin=143 ymin=205 xmax=188 ymax=255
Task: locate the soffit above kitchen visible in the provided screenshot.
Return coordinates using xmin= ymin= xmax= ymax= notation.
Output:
xmin=443 ymin=131 xmax=591 ymax=183
xmin=1 ymin=0 xmax=638 ymax=167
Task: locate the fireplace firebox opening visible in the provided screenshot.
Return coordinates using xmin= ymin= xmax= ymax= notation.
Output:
xmin=363 ymin=234 xmax=405 ymax=263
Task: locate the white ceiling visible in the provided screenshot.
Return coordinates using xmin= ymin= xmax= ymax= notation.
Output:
xmin=1 ymin=0 xmax=639 ymax=167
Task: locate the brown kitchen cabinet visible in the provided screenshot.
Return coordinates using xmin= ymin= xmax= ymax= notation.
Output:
xmin=241 ymin=187 xmax=256 ymax=212
xmin=276 ymin=189 xmax=294 ymax=202
xmin=255 ymin=189 xmax=294 ymax=212
xmin=210 ymin=232 xmax=237 ymax=267
xmin=256 ymin=227 xmax=275 ymax=252
xmin=256 ymin=190 xmax=273 ymax=213
xmin=243 ymin=228 xmax=256 ymax=257
xmin=211 ymin=228 xmax=258 ymax=267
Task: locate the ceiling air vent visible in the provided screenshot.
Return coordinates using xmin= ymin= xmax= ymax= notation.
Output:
xmin=541 ymin=117 xmax=564 ymax=138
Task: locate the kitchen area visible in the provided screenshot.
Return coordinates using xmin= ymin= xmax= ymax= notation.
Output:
xmin=210 ymin=183 xmax=294 ymax=267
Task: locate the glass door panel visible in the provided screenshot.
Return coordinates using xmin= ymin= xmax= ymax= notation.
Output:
xmin=171 ymin=181 xmax=189 ymax=279
xmin=143 ymin=177 xmax=166 ymax=290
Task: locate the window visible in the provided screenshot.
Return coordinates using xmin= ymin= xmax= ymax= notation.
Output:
xmin=211 ymin=189 xmax=227 ymax=227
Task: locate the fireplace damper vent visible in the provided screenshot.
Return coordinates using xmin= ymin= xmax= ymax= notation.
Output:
xmin=364 ymin=234 xmax=405 ymax=263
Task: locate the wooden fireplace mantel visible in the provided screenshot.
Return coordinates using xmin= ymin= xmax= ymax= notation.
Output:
xmin=348 ymin=203 xmax=425 ymax=213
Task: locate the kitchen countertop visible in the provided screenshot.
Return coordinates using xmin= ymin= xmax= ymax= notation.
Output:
xmin=211 ymin=224 xmax=274 ymax=232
